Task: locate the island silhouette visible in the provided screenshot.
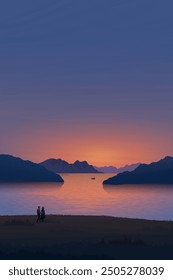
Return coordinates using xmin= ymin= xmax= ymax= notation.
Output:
xmin=40 ymin=158 xmax=100 ymax=173
xmin=103 ymin=156 xmax=173 ymax=185
xmin=0 ymin=155 xmax=64 ymax=182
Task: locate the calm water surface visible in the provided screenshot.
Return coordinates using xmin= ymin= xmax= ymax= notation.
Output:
xmin=0 ymin=174 xmax=173 ymax=220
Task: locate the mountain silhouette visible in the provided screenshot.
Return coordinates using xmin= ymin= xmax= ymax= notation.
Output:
xmin=103 ymin=156 xmax=173 ymax=185
xmin=0 ymin=155 xmax=64 ymax=182
xmin=40 ymin=158 xmax=100 ymax=173
xmin=95 ymin=163 xmax=140 ymax=173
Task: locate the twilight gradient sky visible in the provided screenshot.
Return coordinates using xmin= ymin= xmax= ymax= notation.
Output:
xmin=0 ymin=0 xmax=173 ymax=167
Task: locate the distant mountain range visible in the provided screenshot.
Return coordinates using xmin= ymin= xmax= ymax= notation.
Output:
xmin=40 ymin=158 xmax=140 ymax=174
xmin=95 ymin=163 xmax=140 ymax=173
xmin=40 ymin=158 xmax=100 ymax=173
xmin=103 ymin=156 xmax=173 ymax=185
xmin=0 ymin=155 xmax=64 ymax=182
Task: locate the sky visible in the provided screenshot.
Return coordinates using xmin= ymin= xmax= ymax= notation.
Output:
xmin=0 ymin=0 xmax=173 ymax=167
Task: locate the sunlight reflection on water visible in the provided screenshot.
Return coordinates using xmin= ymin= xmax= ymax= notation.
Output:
xmin=0 ymin=174 xmax=173 ymax=220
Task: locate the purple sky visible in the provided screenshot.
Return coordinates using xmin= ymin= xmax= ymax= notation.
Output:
xmin=0 ymin=0 xmax=173 ymax=166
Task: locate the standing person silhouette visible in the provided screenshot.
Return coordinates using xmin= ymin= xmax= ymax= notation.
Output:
xmin=41 ymin=207 xmax=46 ymax=222
xmin=36 ymin=206 xmax=41 ymax=222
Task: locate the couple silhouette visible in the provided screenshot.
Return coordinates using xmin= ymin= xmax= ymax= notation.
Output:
xmin=36 ymin=206 xmax=45 ymax=222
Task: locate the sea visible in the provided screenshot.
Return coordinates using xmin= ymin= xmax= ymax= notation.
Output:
xmin=0 ymin=173 xmax=173 ymax=220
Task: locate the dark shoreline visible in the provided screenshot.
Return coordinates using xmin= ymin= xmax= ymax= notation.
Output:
xmin=0 ymin=215 xmax=173 ymax=260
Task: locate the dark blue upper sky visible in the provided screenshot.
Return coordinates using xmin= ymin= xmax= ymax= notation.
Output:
xmin=0 ymin=0 xmax=173 ymax=165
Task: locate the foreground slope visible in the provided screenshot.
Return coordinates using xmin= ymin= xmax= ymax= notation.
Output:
xmin=0 ymin=215 xmax=173 ymax=260
xmin=0 ymin=155 xmax=64 ymax=182
xmin=103 ymin=156 xmax=173 ymax=185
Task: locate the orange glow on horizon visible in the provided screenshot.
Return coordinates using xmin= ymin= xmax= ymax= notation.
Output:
xmin=3 ymin=119 xmax=173 ymax=168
